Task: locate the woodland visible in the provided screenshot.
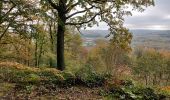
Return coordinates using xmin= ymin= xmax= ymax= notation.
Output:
xmin=0 ymin=0 xmax=170 ymax=99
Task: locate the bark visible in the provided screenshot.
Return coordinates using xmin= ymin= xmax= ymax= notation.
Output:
xmin=49 ymin=19 xmax=54 ymax=67
xmin=35 ymin=38 xmax=38 ymax=67
xmin=54 ymin=0 xmax=67 ymax=71
xmin=153 ymin=74 xmax=157 ymax=85
xmin=144 ymin=75 xmax=148 ymax=86
xmin=158 ymin=72 xmax=162 ymax=85
xmin=0 ymin=1 xmax=2 ymax=21
xmin=57 ymin=17 xmax=66 ymax=70
xmin=38 ymin=43 xmax=43 ymax=66
xmin=56 ymin=8 xmax=66 ymax=71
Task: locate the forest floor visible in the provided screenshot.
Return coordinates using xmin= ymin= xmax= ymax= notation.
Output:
xmin=0 ymin=83 xmax=104 ymax=100
xmin=0 ymin=62 xmax=169 ymax=100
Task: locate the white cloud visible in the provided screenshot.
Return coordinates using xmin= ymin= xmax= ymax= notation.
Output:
xmin=89 ymin=0 xmax=170 ymax=30
xmin=164 ymin=15 xmax=170 ymax=19
xmin=125 ymin=24 xmax=170 ymax=30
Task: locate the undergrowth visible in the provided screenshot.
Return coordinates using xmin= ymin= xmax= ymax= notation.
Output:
xmin=0 ymin=62 xmax=169 ymax=99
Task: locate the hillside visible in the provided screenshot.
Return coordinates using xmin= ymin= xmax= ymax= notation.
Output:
xmin=81 ymin=30 xmax=170 ymax=50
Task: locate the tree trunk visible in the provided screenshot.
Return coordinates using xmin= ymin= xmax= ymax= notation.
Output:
xmin=0 ymin=1 xmax=3 ymax=22
xmin=144 ymin=75 xmax=148 ymax=86
xmin=38 ymin=43 xmax=43 ymax=66
xmin=54 ymin=0 xmax=67 ymax=71
xmin=35 ymin=38 xmax=38 ymax=67
xmin=158 ymin=72 xmax=162 ymax=85
xmin=57 ymin=14 xmax=66 ymax=71
xmin=153 ymin=74 xmax=157 ymax=85
xmin=49 ymin=19 xmax=54 ymax=67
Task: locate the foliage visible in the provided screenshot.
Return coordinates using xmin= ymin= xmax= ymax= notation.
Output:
xmin=0 ymin=83 xmax=14 ymax=97
xmin=64 ymin=30 xmax=85 ymax=73
xmin=0 ymin=61 xmax=169 ymax=99
xmin=102 ymin=80 xmax=167 ymax=100
xmin=40 ymin=0 xmax=155 ymax=70
xmin=87 ymin=39 xmax=132 ymax=75
xmin=75 ymin=64 xmax=107 ymax=87
xmin=160 ymin=86 xmax=170 ymax=97
xmin=132 ymin=48 xmax=170 ymax=86
xmin=0 ymin=62 xmax=66 ymax=85
xmin=61 ymin=71 xmax=76 ymax=86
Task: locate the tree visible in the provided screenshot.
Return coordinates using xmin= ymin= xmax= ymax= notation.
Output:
xmin=42 ymin=0 xmax=153 ymax=70
xmin=133 ymin=48 xmax=170 ymax=86
xmin=0 ymin=0 xmax=52 ymax=66
xmin=87 ymin=39 xmax=131 ymax=74
xmin=0 ymin=0 xmax=38 ymax=41
xmin=41 ymin=0 xmax=154 ymax=70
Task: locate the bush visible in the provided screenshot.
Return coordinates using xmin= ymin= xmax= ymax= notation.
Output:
xmin=160 ymin=86 xmax=170 ymax=96
xmin=103 ymin=80 xmax=167 ymax=100
xmin=0 ymin=67 xmax=33 ymax=83
xmin=38 ymin=70 xmax=65 ymax=85
xmin=23 ymin=74 xmax=40 ymax=84
xmin=61 ymin=71 xmax=76 ymax=86
xmin=0 ymin=64 xmax=66 ymax=85
xmin=134 ymin=88 xmax=159 ymax=99
xmin=75 ymin=65 xmax=106 ymax=87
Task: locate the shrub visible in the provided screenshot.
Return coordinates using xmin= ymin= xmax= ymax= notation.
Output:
xmin=61 ymin=71 xmax=76 ymax=86
xmin=75 ymin=65 xmax=106 ymax=87
xmin=160 ymin=86 xmax=170 ymax=96
xmin=23 ymin=74 xmax=40 ymax=84
xmin=38 ymin=70 xmax=65 ymax=85
xmin=0 ymin=67 xmax=33 ymax=83
xmin=133 ymin=88 xmax=159 ymax=99
xmin=104 ymin=80 xmax=167 ymax=100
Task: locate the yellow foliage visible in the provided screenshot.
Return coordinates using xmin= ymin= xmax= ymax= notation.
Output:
xmin=161 ymin=86 xmax=170 ymax=91
xmin=0 ymin=61 xmax=61 ymax=73
xmin=41 ymin=67 xmax=61 ymax=75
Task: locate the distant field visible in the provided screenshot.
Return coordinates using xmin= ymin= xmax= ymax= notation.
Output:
xmin=81 ymin=30 xmax=170 ymax=50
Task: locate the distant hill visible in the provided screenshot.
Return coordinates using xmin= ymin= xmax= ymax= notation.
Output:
xmin=80 ymin=30 xmax=170 ymax=50
xmin=80 ymin=30 xmax=108 ymax=38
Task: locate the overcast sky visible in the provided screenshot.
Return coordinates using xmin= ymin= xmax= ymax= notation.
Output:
xmin=88 ymin=0 xmax=170 ymax=30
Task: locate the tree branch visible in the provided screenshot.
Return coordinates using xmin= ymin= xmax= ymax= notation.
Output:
xmin=66 ymin=6 xmax=94 ymax=19
xmin=0 ymin=24 xmax=10 ymax=41
xmin=0 ymin=5 xmax=16 ymax=24
xmin=66 ymin=13 xmax=100 ymax=25
xmin=65 ymin=1 xmax=81 ymax=13
xmin=66 ymin=0 xmax=73 ymax=7
xmin=48 ymin=0 xmax=59 ymax=10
